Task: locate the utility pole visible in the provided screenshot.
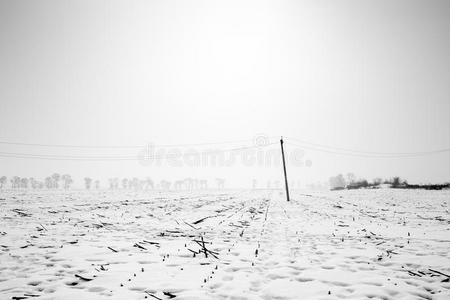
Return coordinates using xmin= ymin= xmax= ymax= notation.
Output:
xmin=280 ymin=137 xmax=290 ymax=202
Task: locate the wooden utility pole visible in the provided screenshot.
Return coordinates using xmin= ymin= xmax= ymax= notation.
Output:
xmin=280 ymin=137 xmax=290 ymax=202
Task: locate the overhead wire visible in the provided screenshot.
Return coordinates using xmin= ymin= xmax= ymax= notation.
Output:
xmin=0 ymin=134 xmax=449 ymax=160
xmin=0 ymin=142 xmax=278 ymax=161
xmin=284 ymin=138 xmax=450 ymax=158
xmin=0 ymin=137 xmax=277 ymax=149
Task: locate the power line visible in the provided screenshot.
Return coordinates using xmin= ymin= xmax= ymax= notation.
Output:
xmin=1 ymin=134 xmax=449 ymax=160
xmin=0 ymin=143 xmax=277 ymax=161
xmin=0 ymin=137 xmax=274 ymax=149
xmin=0 ymin=140 xmax=141 ymax=149
xmin=285 ymin=139 xmax=450 ymax=158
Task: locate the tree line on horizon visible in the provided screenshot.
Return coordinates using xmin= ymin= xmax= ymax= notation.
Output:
xmin=0 ymin=175 xmax=226 ymax=191
xmin=329 ymin=173 xmax=450 ymax=191
xmin=0 ymin=174 xmax=74 ymax=190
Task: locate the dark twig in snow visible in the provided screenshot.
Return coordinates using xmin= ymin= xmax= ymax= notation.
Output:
xmin=107 ymin=246 xmax=118 ymax=253
xmin=163 ymin=291 xmax=176 ymax=298
xmin=183 ymin=220 xmax=198 ymax=230
xmin=75 ymin=274 xmax=93 ymax=281
xmin=429 ymin=269 xmax=450 ymax=278
xmin=133 ymin=243 xmax=147 ymax=250
xmin=144 ymin=291 xmax=163 ymax=300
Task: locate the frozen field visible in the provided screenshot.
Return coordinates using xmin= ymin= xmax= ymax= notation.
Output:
xmin=0 ymin=188 xmax=449 ymax=300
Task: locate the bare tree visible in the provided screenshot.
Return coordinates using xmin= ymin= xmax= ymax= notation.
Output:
xmin=37 ymin=181 xmax=44 ymax=189
xmin=329 ymin=174 xmax=346 ymax=190
xmin=108 ymin=178 xmax=114 ymax=190
xmin=217 ymin=178 xmax=225 ymax=189
xmin=160 ymin=180 xmax=171 ymax=190
xmin=45 ymin=177 xmax=53 ymax=189
xmin=95 ymin=180 xmax=100 ymax=189
xmin=199 ymin=179 xmax=208 ymax=189
xmin=391 ymin=177 xmax=407 ymax=188
xmin=0 ymin=176 xmax=7 ymax=189
xmin=61 ymin=174 xmax=73 ymax=190
xmin=346 ymin=173 xmax=356 ymax=185
xmin=20 ymin=177 xmax=28 ymax=189
xmin=373 ymin=178 xmax=383 ymax=186
xmin=29 ymin=177 xmax=37 ymax=189
xmin=184 ymin=178 xmax=194 ymax=190
xmin=145 ymin=177 xmax=154 ymax=190
xmin=130 ymin=177 xmax=139 ymax=190
xmin=11 ymin=176 xmax=20 ymax=189
xmin=52 ymin=173 xmax=60 ymax=189
xmin=121 ymin=178 xmax=128 ymax=189
xmin=84 ymin=177 xmax=92 ymax=190
xmin=174 ymin=180 xmax=184 ymax=190
xmin=108 ymin=178 xmax=119 ymax=189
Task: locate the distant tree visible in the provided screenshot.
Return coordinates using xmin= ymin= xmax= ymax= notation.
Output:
xmin=94 ymin=180 xmax=100 ymax=189
xmin=29 ymin=177 xmax=36 ymax=189
xmin=392 ymin=177 xmax=401 ymax=188
xmin=160 ymin=180 xmax=171 ymax=190
xmin=174 ymin=180 xmax=184 ymax=190
xmin=108 ymin=178 xmax=119 ymax=189
xmin=129 ymin=177 xmax=139 ymax=190
xmin=20 ymin=177 xmax=28 ymax=189
xmin=121 ymin=178 xmax=128 ymax=189
xmin=11 ymin=176 xmax=21 ymax=189
xmin=45 ymin=177 xmax=53 ymax=189
xmin=84 ymin=177 xmax=92 ymax=190
xmin=329 ymin=174 xmax=346 ymax=190
xmin=183 ymin=178 xmax=194 ymax=190
xmin=145 ymin=177 xmax=154 ymax=190
xmin=61 ymin=174 xmax=73 ymax=190
xmin=373 ymin=178 xmax=383 ymax=186
xmin=391 ymin=177 xmax=407 ymax=188
xmin=108 ymin=178 xmax=114 ymax=190
xmin=0 ymin=176 xmax=7 ymax=189
xmin=217 ymin=178 xmax=225 ymax=189
xmin=199 ymin=179 xmax=208 ymax=189
xmin=52 ymin=173 xmax=60 ymax=189
xmin=346 ymin=173 xmax=356 ymax=185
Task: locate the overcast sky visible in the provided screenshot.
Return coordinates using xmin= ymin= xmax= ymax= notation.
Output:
xmin=0 ymin=0 xmax=449 ymax=187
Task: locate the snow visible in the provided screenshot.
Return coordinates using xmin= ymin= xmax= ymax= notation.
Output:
xmin=0 ymin=189 xmax=449 ymax=299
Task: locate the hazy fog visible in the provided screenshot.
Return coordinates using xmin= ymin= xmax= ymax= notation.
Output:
xmin=1 ymin=0 xmax=449 ymax=187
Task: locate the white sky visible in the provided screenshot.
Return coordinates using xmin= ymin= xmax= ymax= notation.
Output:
xmin=0 ymin=0 xmax=449 ymax=187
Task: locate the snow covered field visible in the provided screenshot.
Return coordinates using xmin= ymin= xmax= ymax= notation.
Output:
xmin=0 ymin=188 xmax=449 ymax=300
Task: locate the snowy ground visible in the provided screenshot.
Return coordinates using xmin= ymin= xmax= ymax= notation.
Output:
xmin=0 ymin=188 xmax=449 ymax=300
